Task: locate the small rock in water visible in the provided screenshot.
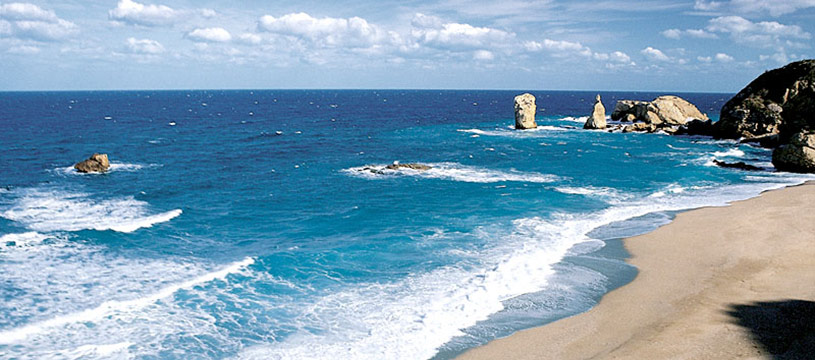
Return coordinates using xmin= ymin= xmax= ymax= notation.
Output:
xmin=74 ymin=153 xmax=110 ymax=173
xmin=384 ymin=163 xmax=432 ymax=171
xmin=712 ymin=159 xmax=762 ymax=171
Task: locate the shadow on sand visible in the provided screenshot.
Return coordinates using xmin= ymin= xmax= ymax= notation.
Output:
xmin=726 ymin=300 xmax=815 ymax=359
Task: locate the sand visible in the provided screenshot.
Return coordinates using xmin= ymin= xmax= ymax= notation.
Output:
xmin=458 ymin=182 xmax=815 ymax=359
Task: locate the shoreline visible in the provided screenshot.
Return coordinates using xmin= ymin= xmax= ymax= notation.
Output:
xmin=458 ymin=180 xmax=815 ymax=359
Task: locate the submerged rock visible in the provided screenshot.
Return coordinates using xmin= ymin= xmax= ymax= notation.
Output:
xmin=514 ymin=93 xmax=537 ymax=129
xmin=583 ymin=94 xmax=607 ymax=130
xmin=712 ymin=159 xmax=762 ymax=171
xmin=74 ymin=153 xmax=110 ymax=173
xmin=385 ymin=163 xmax=432 ymax=171
xmin=772 ymin=131 xmax=815 ymax=173
xmin=715 ymin=60 xmax=815 ymax=141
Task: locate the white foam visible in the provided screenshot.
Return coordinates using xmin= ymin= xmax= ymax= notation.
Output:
xmin=712 ymin=148 xmax=745 ymax=158
xmin=55 ymin=162 xmax=149 ymax=175
xmin=558 ymin=116 xmax=588 ymax=123
xmin=457 ymin=126 xmax=569 ymax=137
xmin=57 ymin=342 xmax=134 ymax=359
xmin=345 ymin=162 xmax=558 ymax=183
xmin=0 ymin=231 xmax=50 ymax=249
xmin=0 ymin=188 xmax=181 ymax=233
xmin=553 ymin=186 xmax=627 ymax=201
xmin=237 ymin=177 xmax=815 ymax=360
xmin=0 ymin=257 xmax=254 ymax=344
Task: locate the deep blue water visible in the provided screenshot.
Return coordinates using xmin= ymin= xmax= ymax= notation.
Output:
xmin=1 ymin=90 xmax=813 ymax=359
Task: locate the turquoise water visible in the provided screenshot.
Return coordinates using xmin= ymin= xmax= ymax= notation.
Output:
xmin=1 ymin=90 xmax=812 ymax=359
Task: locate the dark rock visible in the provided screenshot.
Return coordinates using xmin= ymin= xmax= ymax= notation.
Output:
xmin=74 ymin=153 xmax=110 ymax=173
xmin=712 ymin=159 xmax=762 ymax=171
xmin=714 ymin=59 xmax=815 ymax=141
xmin=675 ymin=119 xmax=714 ymax=136
xmin=772 ymin=131 xmax=815 ymax=173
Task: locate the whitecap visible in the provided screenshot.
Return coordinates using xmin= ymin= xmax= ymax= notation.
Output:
xmin=0 ymin=231 xmax=50 ymax=249
xmin=344 ymin=162 xmax=558 ymax=183
xmin=0 ymin=257 xmax=254 ymax=344
xmin=0 ymin=188 xmax=181 ymax=233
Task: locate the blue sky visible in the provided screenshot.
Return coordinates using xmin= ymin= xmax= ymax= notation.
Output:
xmin=1 ymin=0 xmax=813 ymax=91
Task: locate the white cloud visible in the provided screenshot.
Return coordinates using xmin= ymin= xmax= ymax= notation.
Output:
xmin=411 ymin=13 xmax=514 ymax=50
xmin=186 ymin=27 xmax=232 ymax=42
xmin=714 ymin=52 xmax=734 ymax=62
xmin=126 ymin=37 xmax=164 ymax=54
xmin=473 ymin=49 xmax=494 ymax=60
xmin=109 ymin=0 xmax=176 ymax=27
xmin=694 ymin=0 xmax=815 ymax=17
xmin=661 ymin=28 xmax=717 ymax=40
xmin=662 ymin=29 xmax=681 ymax=39
xmin=0 ymin=3 xmax=77 ymax=41
xmin=641 ymin=46 xmax=671 ymax=61
xmin=238 ymin=32 xmax=262 ymax=45
xmin=706 ymin=16 xmax=810 ymax=46
xmin=697 ymin=56 xmax=712 ymax=62
xmin=524 ymin=39 xmax=591 ymax=57
xmin=258 ymin=12 xmax=390 ymax=48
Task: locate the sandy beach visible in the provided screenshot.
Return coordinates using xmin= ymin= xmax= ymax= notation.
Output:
xmin=459 ymin=181 xmax=815 ymax=359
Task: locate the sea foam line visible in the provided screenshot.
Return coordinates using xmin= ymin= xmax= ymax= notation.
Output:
xmin=344 ymin=162 xmax=558 ymax=183
xmin=0 ymin=189 xmax=182 ymax=233
xmin=0 ymin=257 xmax=255 ymax=344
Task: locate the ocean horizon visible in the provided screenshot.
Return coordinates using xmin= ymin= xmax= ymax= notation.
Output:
xmin=2 ymin=89 xmax=814 ymax=359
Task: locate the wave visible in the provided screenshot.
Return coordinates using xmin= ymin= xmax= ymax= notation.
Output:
xmin=558 ymin=116 xmax=589 ymax=123
xmin=712 ymin=148 xmax=745 ymax=158
xmin=344 ymin=162 xmax=559 ymax=183
xmin=0 ymin=257 xmax=254 ymax=344
xmin=457 ymin=126 xmax=569 ymax=137
xmin=236 ymin=177 xmax=815 ymax=360
xmin=0 ymin=231 xmax=51 ymax=249
xmin=553 ymin=186 xmax=627 ymax=201
xmin=0 ymin=188 xmax=181 ymax=233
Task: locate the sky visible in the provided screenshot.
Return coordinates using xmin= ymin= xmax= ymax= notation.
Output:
xmin=0 ymin=0 xmax=813 ymax=91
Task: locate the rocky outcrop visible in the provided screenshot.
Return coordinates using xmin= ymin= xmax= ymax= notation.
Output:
xmin=514 ymin=93 xmax=537 ymax=129
xmin=622 ymin=123 xmax=657 ymax=133
xmin=584 ymin=94 xmax=607 ymax=129
xmin=715 ymin=59 xmax=815 ymax=141
xmin=74 ymin=153 xmax=110 ymax=173
xmin=385 ymin=163 xmax=432 ymax=171
xmin=772 ymin=131 xmax=815 ymax=173
xmin=612 ymin=96 xmax=708 ymax=127
xmin=712 ymin=160 xmax=762 ymax=171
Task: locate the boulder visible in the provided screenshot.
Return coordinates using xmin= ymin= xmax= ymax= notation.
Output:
xmin=74 ymin=153 xmax=110 ymax=173
xmin=712 ymin=159 xmax=762 ymax=171
xmin=650 ymin=96 xmax=709 ymax=126
xmin=611 ymin=96 xmax=708 ymax=126
xmin=514 ymin=93 xmax=537 ymax=129
xmin=622 ymin=123 xmax=657 ymax=133
xmin=715 ymin=59 xmax=815 ymax=141
xmin=583 ymin=94 xmax=607 ymax=129
xmin=772 ymin=131 xmax=815 ymax=173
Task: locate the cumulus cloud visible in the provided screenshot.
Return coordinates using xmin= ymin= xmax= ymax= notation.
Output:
xmin=706 ymin=16 xmax=810 ymax=46
xmin=186 ymin=27 xmax=232 ymax=42
xmin=0 ymin=2 xmax=77 ymax=41
xmin=109 ymin=0 xmax=176 ymax=27
xmin=126 ymin=37 xmax=164 ymax=54
xmin=641 ymin=46 xmax=671 ymax=62
xmin=714 ymin=52 xmax=734 ymax=62
xmin=472 ymin=49 xmax=494 ymax=60
xmin=258 ymin=12 xmax=392 ymax=48
xmin=238 ymin=32 xmax=262 ymax=45
xmin=661 ymin=28 xmax=717 ymax=39
xmin=694 ymin=0 xmax=815 ymax=17
xmin=410 ymin=13 xmax=514 ymax=50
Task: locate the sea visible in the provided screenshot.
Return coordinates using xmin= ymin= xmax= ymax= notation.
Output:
xmin=1 ymin=90 xmax=813 ymax=359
